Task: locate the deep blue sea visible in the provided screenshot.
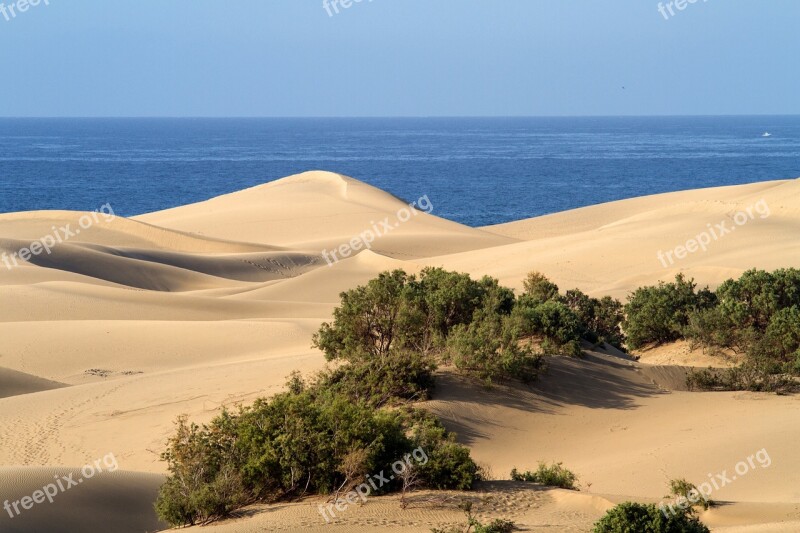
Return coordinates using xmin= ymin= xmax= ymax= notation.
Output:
xmin=1 ymin=117 xmax=798 ymax=227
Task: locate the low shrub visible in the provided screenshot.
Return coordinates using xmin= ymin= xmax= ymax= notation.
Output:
xmin=404 ymin=409 xmax=479 ymax=490
xmin=445 ymin=311 xmax=545 ymax=383
xmin=683 ymin=306 xmax=739 ymax=352
xmin=593 ymin=502 xmax=710 ymax=533
xmin=562 ymin=289 xmax=626 ymax=349
xmin=623 ymin=274 xmax=715 ymax=349
xmin=667 ymin=478 xmax=712 ymax=512
xmin=510 ymin=462 xmax=578 ymax=490
xmin=715 ymin=268 xmax=800 ymax=332
xmin=431 ymin=501 xmax=516 ymax=533
xmin=522 ymin=271 xmax=560 ymax=304
xmin=155 ymin=380 xmax=478 ymax=526
xmin=757 ymin=306 xmax=800 ymax=368
xmin=154 ymin=415 xmax=249 ymax=526
xmin=689 ymin=366 xmax=795 ymax=393
xmin=512 ymin=299 xmax=585 ymax=357
xmin=318 ymin=349 xmax=437 ymax=406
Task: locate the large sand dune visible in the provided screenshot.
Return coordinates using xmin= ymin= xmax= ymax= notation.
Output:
xmin=2 ymin=171 xmax=799 ymax=532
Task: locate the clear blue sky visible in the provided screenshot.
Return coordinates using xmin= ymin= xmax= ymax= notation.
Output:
xmin=1 ymin=0 xmax=798 ymax=117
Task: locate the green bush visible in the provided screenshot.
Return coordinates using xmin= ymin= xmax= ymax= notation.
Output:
xmin=313 ymin=269 xmax=413 ymax=361
xmin=593 ymin=502 xmax=710 ymax=533
xmin=526 ymin=300 xmax=583 ymax=346
xmin=155 ymin=377 xmax=478 ymax=527
xmin=154 ymin=415 xmax=249 ymax=526
xmin=623 ymin=274 xmax=715 ymax=349
xmin=676 ymin=271 xmax=800 ymax=391
xmin=401 ymin=269 xmax=512 ymax=354
xmin=522 ymin=271 xmax=560 ymax=303
xmin=510 ymin=462 xmax=578 ymax=490
xmin=315 ymin=268 xmax=627 ymax=381
xmin=404 ymin=409 xmax=479 ymax=490
xmin=445 ymin=307 xmax=545 ymax=383
xmin=314 ymin=268 xmax=535 ymax=383
xmin=716 ymin=268 xmax=800 ymax=332
xmin=667 ymin=478 xmax=712 ymax=513
xmin=686 ymin=367 xmax=729 ymax=391
xmin=319 ymin=349 xmax=437 ymax=406
xmin=687 ymin=361 xmax=794 ymax=392
xmin=313 ymin=268 xmax=518 ymax=362
xmin=757 ymin=306 xmax=800 ymax=369
xmin=512 ymin=299 xmax=584 ymax=357
xmin=683 ymin=306 xmax=739 ymax=352
xmin=562 ymin=289 xmax=626 ymax=349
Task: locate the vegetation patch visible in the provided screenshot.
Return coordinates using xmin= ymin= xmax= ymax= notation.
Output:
xmin=593 ymin=502 xmax=710 ymax=533
xmin=510 ymin=462 xmax=579 ymax=490
xmin=625 ymin=268 xmax=800 ymax=392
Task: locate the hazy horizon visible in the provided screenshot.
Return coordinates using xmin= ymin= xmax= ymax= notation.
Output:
xmin=1 ymin=0 xmax=798 ymax=117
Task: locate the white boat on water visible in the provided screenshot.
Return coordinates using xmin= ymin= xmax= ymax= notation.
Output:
xmin=762 ymin=132 xmax=772 ymax=137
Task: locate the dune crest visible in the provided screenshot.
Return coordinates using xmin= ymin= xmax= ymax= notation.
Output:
xmin=136 ymin=170 xmax=517 ymax=257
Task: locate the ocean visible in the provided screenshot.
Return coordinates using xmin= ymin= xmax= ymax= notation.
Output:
xmin=1 ymin=116 xmax=798 ymax=227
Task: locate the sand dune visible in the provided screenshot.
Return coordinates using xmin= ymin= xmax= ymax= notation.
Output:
xmin=3 ymin=172 xmax=800 ymax=532
xmin=444 ymin=178 xmax=800 ymax=298
xmin=136 ymin=171 xmax=516 ymax=258
xmin=0 ymin=467 xmax=164 ymax=533
xmin=0 ymin=368 xmax=65 ymax=399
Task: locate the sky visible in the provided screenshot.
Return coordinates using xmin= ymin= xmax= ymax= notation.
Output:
xmin=0 ymin=0 xmax=798 ymax=117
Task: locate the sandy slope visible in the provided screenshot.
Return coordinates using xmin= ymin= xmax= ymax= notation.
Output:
xmin=2 ymin=171 xmax=800 ymax=532
xmin=0 ymin=368 xmax=65 ymax=399
xmin=0 ymin=468 xmax=164 ymax=533
xmin=136 ymin=171 xmax=516 ymax=258
xmin=447 ymin=179 xmax=800 ymax=298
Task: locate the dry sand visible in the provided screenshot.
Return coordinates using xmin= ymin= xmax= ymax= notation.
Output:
xmin=1 ymin=171 xmax=799 ymax=532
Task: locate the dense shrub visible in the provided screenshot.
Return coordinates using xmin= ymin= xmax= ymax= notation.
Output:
xmin=313 ymin=269 xmax=413 ymax=361
xmin=400 ymin=269 xmax=511 ymax=355
xmin=715 ymin=268 xmax=800 ymax=332
xmin=316 ymin=268 xmax=626 ymax=379
xmin=623 ymin=274 xmax=715 ymax=349
xmin=314 ymin=268 xmax=532 ymax=382
xmin=683 ymin=306 xmax=740 ymax=352
xmin=593 ymin=502 xmax=710 ymax=533
xmin=155 ymin=374 xmax=477 ymax=527
xmin=687 ymin=360 xmax=794 ymax=392
xmin=154 ymin=415 xmax=249 ymax=526
xmin=682 ymin=269 xmax=800 ymax=368
xmin=562 ymin=289 xmax=626 ymax=349
xmin=510 ymin=462 xmax=578 ymax=490
xmin=408 ymin=410 xmax=479 ymax=490
xmin=666 ymin=478 xmax=712 ymax=513
xmin=757 ymin=306 xmax=800 ymax=369
xmin=446 ymin=304 xmax=545 ymax=382
xmin=319 ymin=349 xmax=437 ymax=406
xmin=685 ymin=367 xmax=730 ymax=391
xmin=522 ymin=271 xmax=560 ymax=303
xmin=677 ymin=270 xmax=800 ymax=392
xmin=513 ymin=299 xmax=584 ymax=356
